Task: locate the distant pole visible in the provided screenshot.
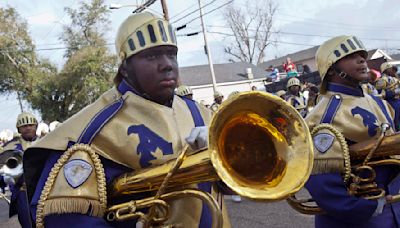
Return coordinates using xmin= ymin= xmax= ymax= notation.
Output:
xmin=160 ymin=0 xmax=169 ymax=21
xmin=198 ymin=0 xmax=217 ymax=93
xmin=17 ymin=92 xmax=24 ymax=112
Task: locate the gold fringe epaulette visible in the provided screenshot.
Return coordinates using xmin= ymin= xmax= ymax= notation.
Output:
xmin=310 ymin=124 xmax=351 ymax=183
xmin=36 ymin=144 xmax=107 ymax=228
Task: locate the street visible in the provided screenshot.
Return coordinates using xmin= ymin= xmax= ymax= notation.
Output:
xmin=225 ymin=196 xmax=314 ymax=228
xmin=0 ymin=194 xmax=314 ymax=228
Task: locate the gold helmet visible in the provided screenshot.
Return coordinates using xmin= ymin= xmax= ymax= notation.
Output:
xmin=176 ymin=85 xmax=193 ymax=96
xmin=286 ymin=77 xmax=301 ymax=88
xmin=316 ymin=35 xmax=368 ymax=93
xmin=115 ymin=12 xmax=177 ymax=63
xmin=16 ymin=112 xmax=38 ymax=128
xmin=214 ymin=91 xmax=223 ymax=99
xmin=380 ymin=62 xmax=393 ymax=73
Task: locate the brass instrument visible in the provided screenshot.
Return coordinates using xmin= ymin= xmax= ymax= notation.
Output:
xmin=288 ymin=128 xmax=400 ymax=215
xmin=106 ymin=91 xmax=314 ymax=227
xmin=0 ymin=149 xmax=24 ymax=204
xmin=0 ymin=149 xmax=23 ymax=183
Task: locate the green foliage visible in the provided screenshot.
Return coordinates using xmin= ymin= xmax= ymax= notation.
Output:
xmin=61 ymin=0 xmax=111 ymax=58
xmin=0 ymin=7 xmax=37 ymax=94
xmin=0 ymin=0 xmax=118 ymax=122
xmin=29 ymin=46 xmax=116 ymax=122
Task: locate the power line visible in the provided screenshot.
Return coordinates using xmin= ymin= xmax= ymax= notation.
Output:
xmin=174 ymin=0 xmax=233 ymax=27
xmin=40 ymin=0 xmax=77 ymax=42
xmin=275 ymin=16 xmax=400 ymax=32
xmin=206 ymin=31 xmax=317 ymax=47
xmin=169 ymin=2 xmax=198 ymax=20
xmin=206 ymin=25 xmax=400 ymax=42
xmin=233 ymin=2 xmax=400 ymax=32
xmin=171 ymin=0 xmax=219 ymax=24
xmin=0 ymin=43 xmax=115 ymax=53
xmin=276 ymin=12 xmax=400 ymax=30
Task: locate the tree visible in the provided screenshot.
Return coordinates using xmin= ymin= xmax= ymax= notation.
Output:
xmin=223 ymin=0 xmax=277 ymax=65
xmin=28 ymin=0 xmax=117 ymax=122
xmin=0 ymin=1 xmax=117 ymax=122
xmin=0 ymin=7 xmax=56 ymax=113
xmin=61 ymin=0 xmax=111 ymax=58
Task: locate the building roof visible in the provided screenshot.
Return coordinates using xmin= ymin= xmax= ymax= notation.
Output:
xmin=258 ymin=46 xmax=319 ymax=70
xmin=179 ymin=62 xmax=266 ymax=86
xmin=391 ymin=53 xmax=400 ymax=60
xmin=367 ymin=49 xmax=392 ymax=60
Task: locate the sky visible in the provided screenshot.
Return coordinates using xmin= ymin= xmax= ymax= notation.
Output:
xmin=0 ymin=0 xmax=399 ymax=131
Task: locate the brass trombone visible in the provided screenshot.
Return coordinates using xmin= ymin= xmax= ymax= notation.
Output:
xmin=288 ymin=129 xmax=400 ymax=215
xmin=106 ymin=91 xmax=314 ymax=227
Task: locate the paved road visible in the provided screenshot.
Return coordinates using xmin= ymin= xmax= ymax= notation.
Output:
xmin=0 ymin=194 xmax=314 ymax=228
xmin=225 ymin=196 xmax=314 ymax=228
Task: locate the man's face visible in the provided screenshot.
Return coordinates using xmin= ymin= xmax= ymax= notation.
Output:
xmin=336 ymin=52 xmax=369 ymax=82
xmin=125 ymin=45 xmax=178 ymax=105
xmin=18 ymin=124 xmax=37 ymax=141
xmin=289 ymin=85 xmax=300 ymax=95
xmin=385 ymin=67 xmax=397 ymax=77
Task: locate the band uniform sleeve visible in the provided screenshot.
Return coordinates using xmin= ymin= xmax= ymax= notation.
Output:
xmin=305 ymin=172 xmax=377 ymax=224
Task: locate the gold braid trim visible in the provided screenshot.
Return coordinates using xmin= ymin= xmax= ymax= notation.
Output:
xmin=310 ymin=124 xmax=351 ymax=183
xmin=36 ymin=144 xmax=107 ymax=228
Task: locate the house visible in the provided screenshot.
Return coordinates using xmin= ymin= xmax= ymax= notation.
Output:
xmin=178 ymin=62 xmax=268 ymax=105
xmin=258 ymin=47 xmax=395 ymax=74
xmin=258 ymin=46 xmax=319 ymax=74
xmin=391 ymin=53 xmax=400 ymax=60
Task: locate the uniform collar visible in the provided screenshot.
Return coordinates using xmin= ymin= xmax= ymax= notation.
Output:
xmin=117 ymin=79 xmax=140 ymax=96
xmin=117 ymin=79 xmax=174 ymax=107
xmin=326 ymin=82 xmax=364 ymax=97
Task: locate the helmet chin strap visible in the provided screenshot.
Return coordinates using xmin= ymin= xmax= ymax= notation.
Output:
xmin=332 ymin=65 xmax=366 ymax=85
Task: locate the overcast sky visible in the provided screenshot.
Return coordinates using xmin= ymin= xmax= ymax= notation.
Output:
xmin=0 ymin=0 xmax=399 ymax=131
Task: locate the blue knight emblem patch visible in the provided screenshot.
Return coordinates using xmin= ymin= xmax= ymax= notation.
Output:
xmin=128 ymin=124 xmax=173 ymax=168
xmin=64 ymin=159 xmax=93 ymax=188
xmin=313 ymin=133 xmax=335 ymax=153
xmin=351 ymin=106 xmax=378 ymax=137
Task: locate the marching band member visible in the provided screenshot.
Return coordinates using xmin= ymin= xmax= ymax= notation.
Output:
xmin=23 ymin=12 xmax=230 ymax=228
xmin=176 ymin=85 xmax=194 ymax=100
xmin=285 ymin=77 xmax=307 ymax=117
xmin=305 ymin=85 xmax=320 ymax=113
xmin=210 ymin=91 xmax=224 ymax=113
xmin=2 ymin=112 xmax=38 ymax=228
xmin=375 ymin=62 xmax=400 ymax=131
xmin=305 ymin=35 xmax=400 ymax=227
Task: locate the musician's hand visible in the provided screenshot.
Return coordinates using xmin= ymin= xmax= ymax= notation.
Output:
xmin=185 ymin=126 xmax=208 ymax=151
xmin=372 ymin=197 xmax=386 ymax=216
xmin=3 ymin=175 xmax=15 ymax=186
xmin=386 ymin=195 xmax=393 ymax=203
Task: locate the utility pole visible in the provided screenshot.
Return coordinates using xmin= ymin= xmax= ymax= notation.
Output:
xmin=17 ymin=92 xmax=24 ymax=113
xmin=198 ymin=0 xmax=217 ymax=93
xmin=160 ymin=0 xmax=169 ymax=21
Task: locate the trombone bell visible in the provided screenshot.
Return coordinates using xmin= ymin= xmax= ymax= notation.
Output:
xmin=210 ymin=91 xmax=314 ymax=201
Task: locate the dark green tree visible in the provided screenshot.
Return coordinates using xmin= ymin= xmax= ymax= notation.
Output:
xmin=28 ymin=0 xmax=117 ymax=121
xmin=0 ymin=7 xmax=57 ymax=115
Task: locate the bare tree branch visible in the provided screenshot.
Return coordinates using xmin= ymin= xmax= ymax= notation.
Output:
xmin=222 ymin=0 xmax=278 ymax=64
